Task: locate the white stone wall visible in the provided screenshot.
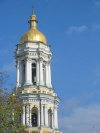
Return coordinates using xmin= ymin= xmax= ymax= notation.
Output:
xmin=21 ymin=94 xmax=59 ymax=129
xmin=16 ymin=42 xmax=59 ymax=131
xmin=16 ymin=42 xmax=52 ymax=88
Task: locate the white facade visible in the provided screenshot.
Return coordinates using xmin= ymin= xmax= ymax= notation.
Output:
xmin=15 ymin=12 xmax=61 ymax=133
xmin=16 ymin=42 xmax=52 ymax=88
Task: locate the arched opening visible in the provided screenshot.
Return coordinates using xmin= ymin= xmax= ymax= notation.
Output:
xmin=31 ymin=107 xmax=38 ymax=127
xmin=48 ymin=109 xmax=52 ymax=128
xmin=32 ymin=63 xmax=36 ymax=85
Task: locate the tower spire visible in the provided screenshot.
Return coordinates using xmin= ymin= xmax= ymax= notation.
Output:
xmin=28 ymin=6 xmax=38 ymax=29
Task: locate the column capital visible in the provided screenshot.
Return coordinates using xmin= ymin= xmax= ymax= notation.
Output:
xmin=38 ymin=57 xmax=43 ymax=62
xmin=25 ymin=57 xmax=32 ymax=62
xmin=16 ymin=60 xmax=21 ymax=65
xmin=25 ymin=56 xmax=29 ymax=61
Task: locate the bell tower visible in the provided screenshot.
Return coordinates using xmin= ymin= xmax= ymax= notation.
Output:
xmin=15 ymin=10 xmax=61 ymax=133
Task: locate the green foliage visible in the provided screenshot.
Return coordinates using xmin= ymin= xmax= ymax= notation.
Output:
xmin=0 ymin=72 xmax=25 ymax=133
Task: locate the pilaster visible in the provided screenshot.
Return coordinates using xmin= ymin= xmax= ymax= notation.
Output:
xmin=39 ymin=58 xmax=44 ymax=85
xmin=38 ymin=108 xmax=40 ymax=127
xmin=45 ymin=104 xmax=48 ymax=127
xmin=36 ymin=60 xmax=40 ymax=85
xmin=16 ymin=60 xmax=20 ymax=87
xmin=40 ymin=103 xmax=44 ymax=126
xmin=48 ymin=61 xmax=52 ymax=88
xmin=26 ymin=105 xmax=29 ymax=126
xmin=29 ymin=104 xmax=32 ymax=127
xmin=54 ymin=106 xmax=58 ymax=129
xmin=52 ymin=111 xmax=54 ymax=129
xmin=24 ymin=57 xmax=32 ymax=85
xmin=46 ymin=63 xmax=49 ymax=87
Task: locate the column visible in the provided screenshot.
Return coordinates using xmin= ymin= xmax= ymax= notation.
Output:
xmin=48 ymin=62 xmax=52 ymax=88
xmin=45 ymin=105 xmax=48 ymax=127
xmin=38 ymin=109 xmax=40 ymax=127
xmin=52 ymin=111 xmax=54 ymax=129
xmin=41 ymin=104 xmax=44 ymax=126
xmin=19 ymin=62 xmax=23 ymax=85
xmin=25 ymin=57 xmax=32 ymax=85
xmin=54 ymin=106 xmax=58 ymax=129
xmin=36 ymin=60 xmax=40 ymax=85
xmin=26 ymin=105 xmax=29 ymax=126
xmin=25 ymin=57 xmax=29 ymax=85
xmin=29 ymin=105 xmax=32 ymax=127
xmin=29 ymin=60 xmax=32 ymax=84
xmin=22 ymin=106 xmax=25 ymax=125
xmin=39 ymin=58 xmax=43 ymax=85
xmin=16 ymin=60 xmax=20 ymax=87
xmin=46 ymin=63 xmax=49 ymax=86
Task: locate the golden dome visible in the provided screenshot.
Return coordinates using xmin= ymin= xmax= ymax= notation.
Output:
xmin=20 ymin=14 xmax=47 ymax=44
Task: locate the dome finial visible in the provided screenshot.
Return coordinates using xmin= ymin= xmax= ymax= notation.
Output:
xmin=29 ymin=6 xmax=38 ymax=29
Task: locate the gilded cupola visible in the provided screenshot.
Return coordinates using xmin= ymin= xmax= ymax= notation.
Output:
xmin=20 ymin=11 xmax=47 ymax=44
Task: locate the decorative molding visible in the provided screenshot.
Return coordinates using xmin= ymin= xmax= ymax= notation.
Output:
xmin=39 ymin=57 xmax=44 ymax=62
xmin=25 ymin=56 xmax=29 ymax=61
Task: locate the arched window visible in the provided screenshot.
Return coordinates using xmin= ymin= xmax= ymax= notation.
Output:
xmin=48 ymin=109 xmax=52 ymax=128
xmin=43 ymin=64 xmax=46 ymax=85
xmin=31 ymin=107 xmax=38 ymax=127
xmin=32 ymin=63 xmax=36 ymax=85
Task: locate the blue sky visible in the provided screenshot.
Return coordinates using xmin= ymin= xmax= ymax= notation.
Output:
xmin=0 ymin=0 xmax=100 ymax=133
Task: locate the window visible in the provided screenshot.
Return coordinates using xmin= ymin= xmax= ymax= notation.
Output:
xmin=48 ymin=109 xmax=52 ymax=128
xmin=32 ymin=113 xmax=37 ymax=127
xmin=31 ymin=108 xmax=38 ymax=127
xmin=32 ymin=63 xmax=36 ymax=85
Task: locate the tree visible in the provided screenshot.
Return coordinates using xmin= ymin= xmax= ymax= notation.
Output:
xmin=0 ymin=72 xmax=25 ymax=133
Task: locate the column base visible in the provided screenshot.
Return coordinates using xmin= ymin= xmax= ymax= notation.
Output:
xmin=24 ymin=82 xmax=33 ymax=86
xmin=37 ymin=82 xmax=44 ymax=86
xmin=46 ymin=84 xmax=52 ymax=88
xmin=16 ymin=83 xmax=21 ymax=88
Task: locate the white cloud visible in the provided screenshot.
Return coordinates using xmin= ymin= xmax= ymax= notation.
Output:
xmin=92 ymin=24 xmax=100 ymax=30
xmin=94 ymin=0 xmax=100 ymax=7
xmin=60 ymin=98 xmax=80 ymax=113
xmin=59 ymin=104 xmax=100 ymax=133
xmin=66 ymin=25 xmax=88 ymax=34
